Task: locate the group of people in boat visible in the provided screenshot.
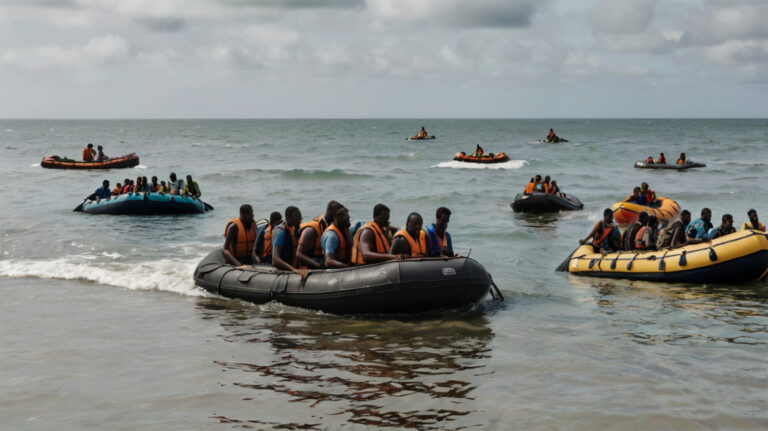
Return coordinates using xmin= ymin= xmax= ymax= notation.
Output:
xmin=580 ymin=207 xmax=764 ymax=253
xmin=87 ymin=172 xmax=201 ymax=200
xmin=644 ymin=152 xmax=692 ymax=165
xmin=82 ymin=143 xmax=110 ymax=162
xmin=411 ymin=127 xmax=430 ymax=139
xmin=542 ymin=128 xmax=565 ymax=143
xmin=222 ymin=201 xmax=458 ymax=279
xmin=626 ymin=182 xmax=657 ymax=205
xmin=523 ymin=175 xmax=564 ymax=196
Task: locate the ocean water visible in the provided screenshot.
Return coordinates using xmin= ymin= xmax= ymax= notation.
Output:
xmin=1 ymin=119 xmax=767 ymax=430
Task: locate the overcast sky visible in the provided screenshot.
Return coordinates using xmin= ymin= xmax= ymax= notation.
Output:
xmin=1 ymin=0 xmax=766 ymax=118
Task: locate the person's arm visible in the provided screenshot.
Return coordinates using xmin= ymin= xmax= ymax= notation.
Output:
xmin=296 ymin=228 xmax=322 ymax=269
xmin=272 ymin=232 xmax=308 ymax=279
xmin=323 ymin=232 xmax=348 ymax=269
xmin=222 ymin=224 xmax=243 ymax=266
xmin=360 ymin=229 xmax=399 ymax=262
xmin=579 ymin=224 xmax=598 ymax=244
xmin=253 ymin=228 xmax=265 ymax=263
xmin=670 ymin=225 xmax=686 ymax=248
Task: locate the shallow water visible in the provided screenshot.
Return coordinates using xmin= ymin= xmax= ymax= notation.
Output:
xmin=1 ymin=119 xmax=767 ymax=429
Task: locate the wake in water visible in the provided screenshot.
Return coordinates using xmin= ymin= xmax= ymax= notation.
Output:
xmin=432 ymin=160 xmax=527 ymax=170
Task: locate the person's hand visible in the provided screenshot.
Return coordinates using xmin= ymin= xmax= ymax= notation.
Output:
xmin=579 ymin=239 xmax=586 ymax=245
xmin=398 ymin=254 xmax=409 ymax=260
xmin=298 ymin=269 xmax=309 ymax=280
xmin=236 ymin=264 xmax=251 ymax=269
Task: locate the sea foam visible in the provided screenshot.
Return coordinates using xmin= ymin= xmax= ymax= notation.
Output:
xmin=432 ymin=160 xmax=527 ymax=170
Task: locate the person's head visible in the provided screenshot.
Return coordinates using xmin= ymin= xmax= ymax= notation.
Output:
xmin=324 ymin=200 xmax=343 ymax=221
xmin=641 ymin=182 xmax=649 ymax=192
xmin=151 ymin=176 xmax=158 ymax=184
xmin=136 ymin=176 xmax=142 ymax=184
xmin=115 ymin=182 xmax=121 ymax=189
xmin=660 ymin=152 xmax=664 ymax=156
xmin=529 ymin=177 xmax=535 ymax=183
xmin=552 ymin=180 xmax=557 ymax=186
xmin=549 ymin=128 xmax=553 ymax=132
xmin=87 ymin=143 xmax=93 ymax=149
xmin=633 ymin=186 xmax=641 ymax=196
xmin=680 ymin=152 xmax=686 ymax=159
xmin=124 ymin=178 xmax=129 ymax=184
xmin=535 ymin=174 xmax=542 ymax=182
xmin=170 ymin=172 xmax=177 ymax=181
xmin=373 ymin=203 xmax=390 ymax=225
xmin=97 ymin=145 xmax=103 ymax=151
xmin=603 ymin=208 xmax=613 ymax=224
xmin=102 ymin=179 xmax=109 ymax=189
xmin=748 ymin=209 xmax=759 ymax=225
xmin=681 ymin=209 xmax=691 ymax=224
xmin=701 ymin=207 xmax=711 ymax=222
xmin=722 ymin=213 xmax=733 ymax=229
xmin=334 ymin=207 xmax=351 ymax=229
xmin=285 ymin=206 xmax=302 ymax=227
xmin=186 ymin=174 xmax=193 ymax=183
xmin=142 ymin=176 xmax=148 ymax=184
xmin=405 ymin=212 xmax=423 ymax=236
xmin=421 ymin=126 xmax=426 ymax=131
xmin=648 ymin=215 xmax=658 ymax=229
xmin=239 ymin=204 xmax=254 ymax=225
xmin=544 ymin=175 xmax=550 ymax=183
xmin=269 ymin=211 xmax=282 ymax=226
xmin=435 ymin=206 xmax=451 ymax=230
xmin=638 ymin=211 xmax=649 ymax=225
xmin=160 ymin=180 xmax=166 ymax=187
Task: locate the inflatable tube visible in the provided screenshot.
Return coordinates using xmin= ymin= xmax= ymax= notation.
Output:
xmin=80 ymin=192 xmax=211 ymax=215
xmin=634 ymin=161 xmax=706 ymax=170
xmin=453 ymin=152 xmax=510 ymax=164
xmin=611 ymin=196 xmax=680 ymax=226
xmin=406 ymin=136 xmax=436 ymax=141
xmin=511 ymin=192 xmax=583 ymax=212
xmin=558 ymin=230 xmax=768 ymax=284
xmin=193 ymin=249 xmax=492 ymax=314
xmin=41 ymin=153 xmax=140 ymax=169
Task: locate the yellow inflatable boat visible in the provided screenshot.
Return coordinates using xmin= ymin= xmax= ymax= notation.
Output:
xmin=611 ymin=196 xmax=680 ymax=226
xmin=557 ymin=229 xmax=768 ymax=283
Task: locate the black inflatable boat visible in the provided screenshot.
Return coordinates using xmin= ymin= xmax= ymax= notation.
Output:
xmin=634 ymin=160 xmax=706 ymax=170
xmin=193 ymin=249 xmax=492 ymax=314
xmin=511 ymin=192 xmax=584 ymax=212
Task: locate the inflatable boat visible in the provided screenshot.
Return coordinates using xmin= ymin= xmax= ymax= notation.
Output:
xmin=634 ymin=160 xmax=706 ymax=170
xmin=537 ymin=138 xmax=568 ymax=143
xmin=557 ymin=229 xmax=768 ymax=284
xmin=511 ymin=192 xmax=583 ymax=212
xmin=611 ymin=196 xmax=680 ymax=226
xmin=453 ymin=152 xmax=510 ymax=164
xmin=77 ymin=192 xmax=212 ymax=215
xmin=41 ymin=153 xmax=140 ymax=169
xmin=193 ymin=249 xmax=494 ymax=314
xmin=406 ymin=136 xmax=436 ymax=141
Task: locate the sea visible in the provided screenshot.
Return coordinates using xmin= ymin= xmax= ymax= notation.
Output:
xmin=1 ymin=119 xmax=767 ymax=430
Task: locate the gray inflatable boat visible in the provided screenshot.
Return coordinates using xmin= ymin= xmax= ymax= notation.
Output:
xmin=634 ymin=160 xmax=706 ymax=170
xmin=193 ymin=249 xmax=492 ymax=314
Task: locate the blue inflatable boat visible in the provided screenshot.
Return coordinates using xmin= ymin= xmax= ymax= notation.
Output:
xmin=77 ymin=192 xmax=212 ymax=215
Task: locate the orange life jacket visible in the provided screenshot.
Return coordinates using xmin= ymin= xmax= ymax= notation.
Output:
xmin=548 ymin=131 xmax=555 ymax=139
xmin=646 ymin=157 xmax=654 ymax=163
xmin=676 ymin=158 xmax=685 ymax=165
xmin=592 ymin=221 xmax=614 ymax=246
xmin=657 ymin=155 xmax=666 ymax=164
xmin=299 ymin=220 xmax=325 ymax=257
xmin=634 ymin=226 xmax=649 ymax=249
xmin=524 ymin=182 xmax=536 ymax=194
xmin=643 ymin=189 xmax=655 ymax=203
xmin=542 ymin=182 xmax=550 ymax=193
xmin=393 ymin=229 xmax=427 ymax=258
xmin=351 ymin=221 xmax=390 ymax=265
xmin=82 ymin=147 xmax=93 ymax=161
xmin=326 ymin=223 xmax=350 ymax=262
xmin=259 ymin=224 xmax=275 ymax=259
xmin=224 ymin=218 xmax=256 ymax=261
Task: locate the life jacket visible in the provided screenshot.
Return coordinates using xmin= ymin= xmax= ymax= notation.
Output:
xmin=592 ymin=221 xmax=614 ymax=246
xmin=634 ymin=226 xmax=649 ymax=249
xmin=656 ymin=219 xmax=683 ymax=249
xmin=646 ymin=157 xmax=654 ymax=163
xmin=224 ymin=218 xmax=256 ymax=261
xmin=542 ymin=182 xmax=550 ymax=194
xmin=524 ymin=182 xmax=536 ymax=194
xmin=299 ymin=220 xmax=325 ymax=257
xmin=676 ymin=158 xmax=685 ymax=165
xmin=121 ymin=184 xmax=132 ymax=194
xmin=643 ymin=189 xmax=655 ymax=204
xmin=548 ymin=131 xmax=555 ymax=139
xmin=82 ymin=147 xmax=93 ymax=161
xmin=393 ymin=229 xmax=427 ymax=258
xmin=657 ymin=155 xmax=666 ymax=164
xmin=741 ymin=221 xmax=766 ymax=232
xmin=326 ymin=223 xmax=350 ymax=262
xmin=548 ymin=185 xmax=559 ymax=195
xmin=112 ymin=187 xmax=121 ymax=195
xmin=185 ymin=181 xmax=200 ymax=196
xmin=258 ymin=224 xmax=275 ymax=259
xmin=351 ymin=221 xmax=390 ymax=265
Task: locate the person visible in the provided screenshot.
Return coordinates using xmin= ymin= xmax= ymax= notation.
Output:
xmin=169 ymin=172 xmax=184 ymax=195
xmin=183 ymin=175 xmax=201 ymax=198
xmin=635 ymin=215 xmax=659 ymax=250
xmin=640 ymin=182 xmax=656 ymax=205
xmin=149 ymin=176 xmax=160 ymax=192
xmin=622 ymin=211 xmax=648 ymax=250
xmin=159 ymin=180 xmax=169 ymax=193
xmin=579 ymin=209 xmax=620 ymax=252
xmin=710 ymin=214 xmax=736 ymax=239
xmin=88 ymin=180 xmax=113 ymax=200
xmin=657 ymin=210 xmax=704 ymax=249
xmin=121 ymin=179 xmax=133 ymax=194
xmin=547 ymin=128 xmax=556 ymax=141
xmin=541 ymin=176 xmax=552 ymax=194
xmin=296 ymin=201 xmax=344 ymax=269
xmin=676 ymin=152 xmax=688 ymax=164
xmin=96 ymin=145 xmax=109 ymax=162
xmin=134 ymin=176 xmax=144 ymax=193
xmin=656 ymin=153 xmax=666 ymax=164
xmin=411 ymin=126 xmax=428 ymax=139
xmin=471 ymin=144 xmax=484 ymax=157
xmin=549 ymin=179 xmax=562 ymax=196
xmin=532 ymin=174 xmax=543 ymax=192
xmin=646 ymin=156 xmax=654 ymax=164
xmin=142 ymin=176 xmax=150 ymax=193
xmin=321 ymin=207 xmax=352 ymax=268
xmin=425 ymin=207 xmax=456 ymax=257
xmin=390 ymin=212 xmax=428 ymax=258
xmin=741 ymin=209 xmax=766 ymax=231
xmin=351 ymin=204 xmax=405 ymax=264
xmin=627 ymin=187 xmax=648 ymax=205
xmin=82 ymin=143 xmax=96 ymax=162
xmin=112 ymin=182 xmax=122 ymax=195
xmin=222 ymin=204 xmax=257 ymax=267
xmin=524 ymin=177 xmax=536 ymax=194
xmin=254 ymin=211 xmax=282 ymax=265
xmin=271 ymin=206 xmax=308 ymax=279
xmin=686 ymin=208 xmax=713 ymax=239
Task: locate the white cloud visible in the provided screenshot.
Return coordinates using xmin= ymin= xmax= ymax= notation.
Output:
xmin=588 ymin=0 xmax=657 ymax=34
xmin=1 ymin=35 xmax=130 ymax=70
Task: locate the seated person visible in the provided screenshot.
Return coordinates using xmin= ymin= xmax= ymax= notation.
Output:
xmin=622 ymin=211 xmax=648 ymax=250
xmin=532 ymin=174 xmax=543 ymax=192
xmin=159 ymin=180 xmax=169 ymax=193
xmin=222 ymin=204 xmax=257 ymax=266
xmin=656 ymin=153 xmax=666 ymax=164
xmin=657 ymin=210 xmax=704 ymax=249
xmin=321 ymin=207 xmax=352 ymax=268
xmin=425 ymin=206 xmax=456 ymax=257
xmin=579 ymin=209 xmax=621 ymax=252
xmin=549 ymin=180 xmax=561 ymax=195
xmin=417 ymin=126 xmax=428 ymax=139
xmin=112 ymin=182 xmax=122 ymax=195
xmin=635 ymin=215 xmax=659 ymax=250
xmin=627 ymin=187 xmax=648 ymax=205
xmin=546 ymin=128 xmax=556 ymax=141
xmin=390 ymin=212 xmax=429 ymax=258
xmin=183 ymin=175 xmax=201 ymax=197
xmin=541 ymin=175 xmax=552 ymax=194
xmin=351 ymin=204 xmax=404 ymax=264
xmin=676 ymin=152 xmax=688 ymax=164
xmin=640 ymin=182 xmax=656 ymax=204
xmin=254 ymin=211 xmax=282 ymax=265
xmin=296 ymin=201 xmax=344 ymax=269
xmin=149 ymin=176 xmax=160 ymax=192
xmin=271 ymin=206 xmax=308 ymax=279
xmin=524 ymin=177 xmax=536 ymax=194
xmin=88 ymin=179 xmax=114 ymax=200
xmin=471 ymin=144 xmax=484 ymax=157
xmin=97 ymin=145 xmax=109 ymax=162
xmin=645 ymin=156 xmax=654 ymax=164
xmin=741 ymin=209 xmax=766 ymax=232
xmin=709 ymin=214 xmax=736 ymax=239
xmin=169 ymin=172 xmax=184 ymax=195
xmin=82 ymin=143 xmax=96 ymax=162
xmin=686 ymin=208 xmax=713 ymax=239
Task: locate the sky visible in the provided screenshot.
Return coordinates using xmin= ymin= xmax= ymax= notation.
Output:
xmin=0 ymin=0 xmax=766 ymax=118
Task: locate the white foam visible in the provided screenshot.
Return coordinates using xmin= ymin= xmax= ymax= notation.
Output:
xmin=433 ymin=160 xmax=527 ymax=170
xmin=0 ymin=257 xmax=205 ymax=297
xmin=30 ymin=163 xmax=40 ymax=167
xmin=134 ymin=164 xmax=148 ymax=170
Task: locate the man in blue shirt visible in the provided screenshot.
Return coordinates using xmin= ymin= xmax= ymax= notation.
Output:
xmin=88 ymin=180 xmax=113 ymax=200
xmin=272 ymin=206 xmax=307 ymax=279
xmin=686 ymin=207 xmax=713 ymax=240
xmin=627 ymin=187 xmax=648 ymax=205
xmin=320 ymin=207 xmax=352 ymax=268
xmin=426 ymin=207 xmax=456 ymax=257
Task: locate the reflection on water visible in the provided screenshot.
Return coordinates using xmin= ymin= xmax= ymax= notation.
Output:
xmin=197 ymin=299 xmax=494 ymax=430
xmin=513 ymin=211 xmax=565 ymax=230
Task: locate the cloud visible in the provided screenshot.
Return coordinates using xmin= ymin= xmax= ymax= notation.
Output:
xmin=704 ymin=40 xmax=768 ymax=65
xmin=1 ymin=35 xmax=130 ymax=70
xmin=366 ymin=0 xmax=539 ymax=28
xmin=680 ymin=0 xmax=768 ymax=46
xmin=588 ymin=0 xmax=657 ymax=34
xmin=133 ymin=15 xmax=185 ymax=32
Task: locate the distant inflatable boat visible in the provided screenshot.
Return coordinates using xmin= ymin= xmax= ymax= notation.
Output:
xmin=453 ymin=152 xmax=509 ymax=164
xmin=78 ymin=192 xmax=212 ymax=215
xmin=634 ymin=161 xmax=705 ymax=170
xmin=407 ymin=136 xmax=436 ymax=141
xmin=557 ymin=229 xmax=768 ymax=284
xmin=193 ymin=249 xmax=493 ymax=314
xmin=511 ymin=192 xmax=584 ymax=212
xmin=611 ymin=196 xmax=680 ymax=226
xmin=41 ymin=153 xmax=140 ymax=169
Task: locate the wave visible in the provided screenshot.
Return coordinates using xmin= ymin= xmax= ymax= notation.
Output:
xmin=134 ymin=164 xmax=148 ymax=170
xmin=0 ymin=257 xmax=205 ymax=297
xmin=432 ymin=160 xmax=527 ymax=170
